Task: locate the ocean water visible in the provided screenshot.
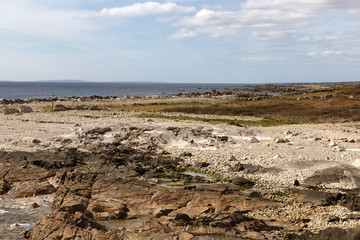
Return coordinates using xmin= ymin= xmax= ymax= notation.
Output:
xmin=0 ymin=196 xmax=52 ymax=240
xmin=0 ymin=82 xmax=252 ymax=100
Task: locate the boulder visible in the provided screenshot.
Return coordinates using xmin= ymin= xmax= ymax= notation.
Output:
xmin=20 ymin=105 xmax=33 ymax=113
xmin=3 ymin=108 xmax=18 ymax=115
xmin=231 ymin=177 xmax=255 ymax=188
xmin=0 ymin=180 xmax=11 ymax=194
xmin=89 ymin=106 xmax=100 ymax=111
xmin=54 ymin=104 xmax=68 ymax=111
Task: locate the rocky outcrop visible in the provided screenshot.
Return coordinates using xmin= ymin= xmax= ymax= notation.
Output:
xmin=0 ymin=144 xmax=285 ymax=240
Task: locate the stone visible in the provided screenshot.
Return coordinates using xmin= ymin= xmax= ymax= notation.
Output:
xmin=329 ymin=141 xmax=337 ymax=147
xmin=32 ymin=139 xmax=41 ymax=144
xmin=284 ymin=130 xmax=293 ymax=135
xmin=231 ymin=177 xmax=255 ymax=187
xmin=20 ymin=105 xmax=33 ymax=113
xmin=54 ymin=104 xmax=68 ymax=111
xmin=274 ymin=137 xmax=289 ymax=143
xmin=196 ymin=162 xmax=210 ymax=168
xmin=74 ymin=105 xmax=87 ymax=110
xmin=249 ymin=137 xmax=259 ymax=143
xmin=294 ymin=180 xmax=300 ymax=186
xmin=0 ymin=180 xmax=11 ymax=194
xmin=229 ymin=156 xmax=237 ymax=161
xmin=3 ymin=108 xmax=18 ymax=115
xmin=230 ymin=162 xmax=245 ymax=172
xmin=181 ymin=152 xmax=193 ymax=157
xmin=89 ymin=106 xmax=100 ymax=111
xmin=328 ymin=215 xmax=340 ymax=223
xmin=32 ymin=202 xmax=40 ymax=208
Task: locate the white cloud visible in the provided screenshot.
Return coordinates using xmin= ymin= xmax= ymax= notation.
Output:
xmin=96 ymin=2 xmax=196 ymax=18
xmin=170 ymin=28 xmax=197 ymax=39
xmin=241 ymin=56 xmax=272 ymax=62
xmin=172 ymin=8 xmax=308 ymax=39
xmin=307 ymin=50 xmax=343 ymax=57
xmin=251 ymin=30 xmax=295 ymax=40
xmin=242 ymin=0 xmax=360 ymax=15
xmin=240 ymin=56 xmax=288 ymax=63
xmin=298 ymin=35 xmax=339 ymax=42
xmin=201 ymin=4 xmax=222 ymax=10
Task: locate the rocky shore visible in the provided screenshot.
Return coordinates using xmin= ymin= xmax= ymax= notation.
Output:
xmin=2 ymin=93 xmax=360 ymax=239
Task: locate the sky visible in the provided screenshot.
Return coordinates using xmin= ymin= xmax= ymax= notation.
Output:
xmin=0 ymin=0 xmax=360 ymax=83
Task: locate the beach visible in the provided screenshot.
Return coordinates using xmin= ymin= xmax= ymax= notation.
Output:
xmin=2 ymin=84 xmax=360 ymax=239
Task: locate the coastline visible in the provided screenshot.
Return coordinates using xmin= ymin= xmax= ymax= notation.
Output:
xmin=1 ymin=83 xmax=360 ymax=239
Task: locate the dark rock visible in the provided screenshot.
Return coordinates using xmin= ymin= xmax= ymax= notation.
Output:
xmin=86 ymin=127 xmax=111 ymax=135
xmin=328 ymin=215 xmax=340 ymax=223
xmin=3 ymin=108 xmax=18 ymax=115
xmin=229 ymin=155 xmax=237 ymax=161
xmin=174 ymin=213 xmax=192 ymax=222
xmin=230 ymin=162 xmax=245 ymax=172
xmin=89 ymin=105 xmax=100 ymax=111
xmin=32 ymin=202 xmax=40 ymax=208
xmin=74 ymin=105 xmax=87 ymax=110
xmin=54 ymin=104 xmax=68 ymax=111
xmin=294 ymin=180 xmax=300 ymax=186
xmin=32 ymin=139 xmax=41 ymax=144
xmin=231 ymin=177 xmax=255 ymax=188
xmin=196 ymin=162 xmax=209 ymax=168
xmin=0 ymin=180 xmax=11 ymax=194
xmin=20 ymin=106 xmax=33 ymax=113
xmin=181 ymin=152 xmax=193 ymax=157
xmin=288 ymin=227 xmax=360 ymax=240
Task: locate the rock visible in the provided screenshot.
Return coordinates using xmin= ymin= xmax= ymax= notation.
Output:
xmin=0 ymin=180 xmax=11 ymax=194
xmin=74 ymin=105 xmax=87 ymax=110
xmin=294 ymin=180 xmax=300 ymax=186
xmin=181 ymin=152 xmax=193 ymax=157
xmin=288 ymin=227 xmax=360 ymax=240
xmin=20 ymin=106 xmax=33 ymax=113
xmin=32 ymin=202 xmax=40 ymax=208
xmin=86 ymin=127 xmax=111 ymax=135
xmin=347 ymin=214 xmax=360 ymax=220
xmin=110 ymin=204 xmax=129 ymax=220
xmin=230 ymin=162 xmax=245 ymax=172
xmin=329 ymin=141 xmax=337 ymax=147
xmin=54 ymin=104 xmax=68 ymax=111
xmin=284 ymin=130 xmax=293 ymax=135
xmin=328 ymin=215 xmax=340 ymax=223
xmin=32 ymin=139 xmax=41 ymax=144
xmin=174 ymin=213 xmax=192 ymax=222
xmin=249 ymin=137 xmax=259 ymax=143
xmin=15 ymin=182 xmax=56 ymax=198
xmin=231 ymin=177 xmax=255 ymax=188
xmin=89 ymin=106 xmax=100 ymax=111
xmin=229 ymin=156 xmax=237 ymax=161
xmin=334 ymin=146 xmax=345 ymax=151
xmin=3 ymin=108 xmax=18 ymax=115
xmin=196 ymin=162 xmax=210 ymax=168
xmin=274 ymin=137 xmax=289 ymax=143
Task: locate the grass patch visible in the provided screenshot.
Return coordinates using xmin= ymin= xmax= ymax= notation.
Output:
xmin=137 ymin=113 xmax=299 ymax=127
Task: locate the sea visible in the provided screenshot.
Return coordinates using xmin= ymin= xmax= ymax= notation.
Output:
xmin=0 ymin=82 xmax=254 ymax=100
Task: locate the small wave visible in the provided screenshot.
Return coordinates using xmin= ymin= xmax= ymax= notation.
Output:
xmin=8 ymin=223 xmax=32 ymax=230
xmin=0 ymin=209 xmax=9 ymax=214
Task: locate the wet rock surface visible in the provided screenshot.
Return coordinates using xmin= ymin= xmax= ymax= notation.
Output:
xmin=1 ymin=145 xmax=286 ymax=240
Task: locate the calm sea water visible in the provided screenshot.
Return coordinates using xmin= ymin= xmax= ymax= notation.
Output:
xmin=0 ymin=82 xmax=252 ymax=100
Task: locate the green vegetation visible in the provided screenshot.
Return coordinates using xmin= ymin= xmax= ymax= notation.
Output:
xmin=235 ymin=197 xmax=247 ymax=202
xmin=137 ymin=113 xmax=299 ymax=127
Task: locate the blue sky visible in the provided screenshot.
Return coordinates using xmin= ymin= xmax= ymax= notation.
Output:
xmin=1 ymin=0 xmax=360 ymax=83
